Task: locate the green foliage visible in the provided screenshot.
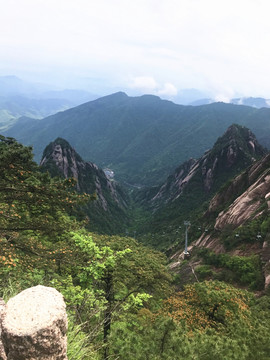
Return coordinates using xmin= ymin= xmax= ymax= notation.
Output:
xmin=0 ymin=135 xmax=90 ymax=235
xmin=0 ymin=133 xmax=269 ymax=359
xmin=67 ymin=320 xmax=98 ymax=360
xmin=221 ymin=216 xmax=266 ymax=250
xmin=199 ymin=248 xmax=264 ymax=290
xmin=109 ymin=281 xmax=270 ymax=360
xmin=195 ymin=264 xmax=213 ymax=280
xmin=92 ymin=233 xmax=173 ymax=305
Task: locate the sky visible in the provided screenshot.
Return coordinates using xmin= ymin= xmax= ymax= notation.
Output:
xmin=1 ymin=0 xmax=270 ymax=101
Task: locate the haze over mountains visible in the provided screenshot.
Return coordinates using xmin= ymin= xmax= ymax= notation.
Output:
xmin=0 ymin=76 xmax=99 ymax=131
xmin=2 ymin=75 xmax=270 ymax=136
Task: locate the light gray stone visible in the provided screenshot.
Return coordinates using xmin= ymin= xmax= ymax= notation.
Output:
xmin=2 ymin=285 xmax=67 ymax=360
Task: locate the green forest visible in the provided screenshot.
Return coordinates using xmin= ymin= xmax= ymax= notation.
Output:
xmin=1 ymin=135 xmax=270 ymax=360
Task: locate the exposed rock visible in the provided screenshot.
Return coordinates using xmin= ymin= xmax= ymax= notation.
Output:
xmin=208 ymin=153 xmax=270 ymax=215
xmin=195 ymin=234 xmax=226 ymax=253
xmin=40 ymin=137 xmax=129 ymax=233
xmin=0 ymin=299 xmax=7 ymax=360
xmin=2 ymin=285 xmax=67 ymax=360
xmin=151 ymin=158 xmax=196 ymax=204
xmin=265 ymin=274 xmax=270 ymax=288
xmin=40 ymin=138 xmax=127 ymax=209
xmin=215 ymin=171 xmax=270 ymax=230
xmin=148 ymin=124 xmax=266 ymax=209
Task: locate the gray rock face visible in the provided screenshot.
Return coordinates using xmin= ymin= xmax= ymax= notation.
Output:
xmin=149 ymin=125 xmax=266 ymax=210
xmin=40 ymin=138 xmax=127 ymax=210
xmin=1 ymin=285 xmax=67 ymax=360
xmin=214 ymin=172 xmax=270 ymax=230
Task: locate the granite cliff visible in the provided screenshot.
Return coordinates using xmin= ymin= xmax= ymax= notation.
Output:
xmin=149 ymin=124 xmax=266 ymax=209
xmin=40 ymin=138 xmax=129 ymax=234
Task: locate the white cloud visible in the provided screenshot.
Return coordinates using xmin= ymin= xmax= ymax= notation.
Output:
xmin=157 ymin=83 xmax=178 ymax=97
xmin=1 ymin=0 xmax=270 ymax=97
xmin=130 ymin=76 xmax=158 ymax=92
xmin=129 ymin=77 xmax=178 ymax=98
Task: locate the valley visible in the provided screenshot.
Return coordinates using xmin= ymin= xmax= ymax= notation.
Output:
xmin=1 ymin=91 xmax=270 ymax=360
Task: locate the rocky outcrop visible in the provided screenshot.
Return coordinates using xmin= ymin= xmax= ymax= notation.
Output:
xmin=40 ymin=138 xmax=127 ymax=210
xmin=40 ymin=138 xmax=129 ymax=233
xmin=151 ymin=158 xmax=197 ymax=204
xmin=193 ymin=153 xmax=270 ymax=289
xmin=1 ymin=285 xmax=67 ymax=360
xmin=205 ymin=153 xmax=270 ymax=229
xmin=40 ymin=143 xmax=82 ymax=186
xmin=148 ymin=124 xmax=266 ymax=209
xmin=215 ymin=172 xmax=270 ymax=229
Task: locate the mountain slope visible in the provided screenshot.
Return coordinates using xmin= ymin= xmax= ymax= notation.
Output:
xmin=184 ymin=153 xmax=270 ymax=290
xmin=137 ymin=125 xmax=266 ymax=248
xmin=197 ymin=152 xmax=270 ymax=246
xmin=40 ymin=138 xmax=129 ymax=234
xmin=4 ymin=92 xmax=270 ymax=186
xmin=0 ymin=95 xmax=74 ymax=131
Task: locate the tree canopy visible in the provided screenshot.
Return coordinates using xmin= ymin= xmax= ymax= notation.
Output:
xmin=0 ymin=135 xmax=91 ymax=235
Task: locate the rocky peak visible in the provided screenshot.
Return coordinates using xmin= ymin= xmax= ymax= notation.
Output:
xmin=40 ymin=138 xmax=84 ymax=187
xmin=197 ymin=124 xmax=265 ymax=192
xmin=148 ymin=124 xmax=266 ymax=209
xmin=40 ymin=138 xmax=129 ymax=233
xmin=217 ymin=124 xmax=264 ymax=158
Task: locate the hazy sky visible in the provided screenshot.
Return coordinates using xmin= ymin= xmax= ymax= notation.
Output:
xmin=1 ymin=0 xmax=270 ymax=100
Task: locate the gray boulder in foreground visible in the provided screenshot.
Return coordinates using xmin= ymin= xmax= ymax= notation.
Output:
xmin=1 ymin=285 xmax=67 ymax=360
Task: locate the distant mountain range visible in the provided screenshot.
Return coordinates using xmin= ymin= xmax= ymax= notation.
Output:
xmin=4 ymin=91 xmax=270 ymax=187
xmin=0 ymin=75 xmax=99 ymax=131
xmin=190 ymin=97 xmax=270 ymax=108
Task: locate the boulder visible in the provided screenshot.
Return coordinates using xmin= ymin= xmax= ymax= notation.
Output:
xmin=2 ymin=285 xmax=67 ymax=360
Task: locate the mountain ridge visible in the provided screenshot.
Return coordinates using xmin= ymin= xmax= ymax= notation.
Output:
xmin=4 ymin=92 xmax=270 ymax=186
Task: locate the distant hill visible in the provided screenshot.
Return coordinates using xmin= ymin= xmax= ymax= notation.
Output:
xmin=0 ymin=75 xmax=46 ymax=97
xmin=0 ymin=76 xmax=98 ymax=130
xmin=0 ymin=95 xmax=74 ymax=131
xmin=189 ymin=97 xmax=270 ymax=108
xmin=40 ymin=138 xmax=129 ymax=234
xmin=231 ymin=97 xmax=270 ymax=108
